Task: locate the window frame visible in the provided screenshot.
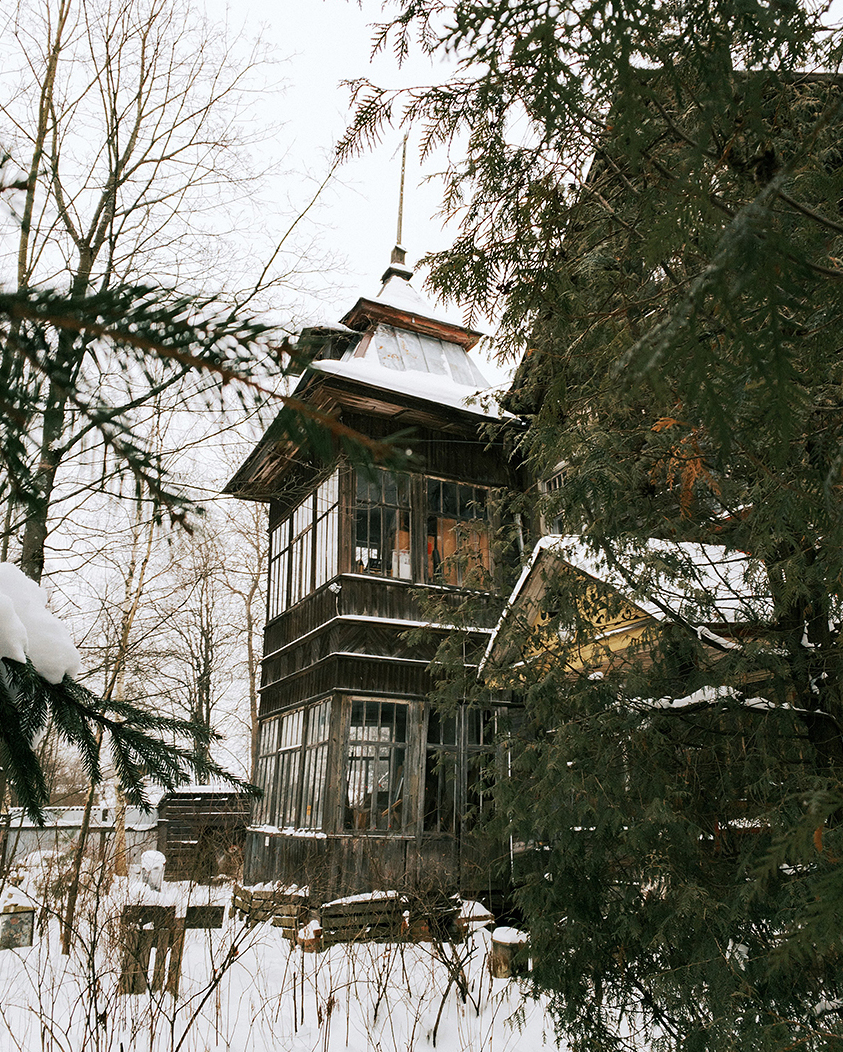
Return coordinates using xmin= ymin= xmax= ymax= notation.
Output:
xmin=423 ymin=707 xmax=496 ymax=835
xmin=267 ymin=470 xmax=339 ymax=620
xmin=425 ymin=477 xmax=493 ymax=587
xmin=344 ymin=698 xmax=411 ymax=834
xmin=253 ymin=699 xmax=332 ymax=831
xmin=353 ymin=469 xmax=413 ymax=580
xmin=350 ymin=468 xmax=495 ymax=588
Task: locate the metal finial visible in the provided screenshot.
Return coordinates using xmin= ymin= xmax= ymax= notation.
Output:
xmin=381 ymin=133 xmax=413 ymax=284
xmin=396 ymin=133 xmax=408 ymax=250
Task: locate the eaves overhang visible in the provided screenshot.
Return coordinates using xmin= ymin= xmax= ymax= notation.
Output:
xmin=341 ymin=296 xmax=483 ymax=351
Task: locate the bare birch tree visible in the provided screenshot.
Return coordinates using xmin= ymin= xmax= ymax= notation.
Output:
xmin=0 ymin=0 xmax=285 ymax=582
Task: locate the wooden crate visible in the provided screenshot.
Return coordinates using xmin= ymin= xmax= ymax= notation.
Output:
xmin=232 ymin=884 xmax=305 ymax=940
xmin=319 ymin=895 xmax=405 ymax=947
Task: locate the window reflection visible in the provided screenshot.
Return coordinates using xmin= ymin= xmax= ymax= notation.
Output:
xmin=426 ymin=479 xmax=491 ymax=586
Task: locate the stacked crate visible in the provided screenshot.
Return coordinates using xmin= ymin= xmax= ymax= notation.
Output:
xmin=232 ymin=884 xmax=307 ymax=941
xmin=319 ymin=893 xmax=405 ymax=947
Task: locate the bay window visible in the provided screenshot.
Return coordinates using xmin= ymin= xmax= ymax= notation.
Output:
xmin=253 ymin=700 xmax=331 ymax=830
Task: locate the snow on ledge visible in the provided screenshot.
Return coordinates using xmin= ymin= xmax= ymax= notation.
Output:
xmin=246 ymin=882 xmax=308 ymax=896
xmin=248 ymin=825 xmax=328 ymax=839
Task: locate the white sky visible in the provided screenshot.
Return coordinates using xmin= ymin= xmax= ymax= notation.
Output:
xmin=207 ymin=0 xmax=465 ymax=328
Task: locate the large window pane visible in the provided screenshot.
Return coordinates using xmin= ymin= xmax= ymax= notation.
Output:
xmin=345 ymin=700 xmax=408 ymax=832
xmin=424 ymin=708 xmax=495 ymax=834
xmin=268 ymin=471 xmax=339 ymax=618
xmin=424 ymin=750 xmax=457 ymax=833
xmin=426 ymin=480 xmax=492 ymax=586
xmin=301 ymin=700 xmax=331 ymax=829
xmin=354 ymin=470 xmax=412 ymax=580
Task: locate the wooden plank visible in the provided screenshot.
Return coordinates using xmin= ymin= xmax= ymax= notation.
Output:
xmin=119 ymin=905 xmax=177 ymax=996
xmin=321 ymin=901 xmax=402 ymax=921
xmin=166 ymin=920 xmax=186 ymax=998
xmin=184 ymin=905 xmax=224 ymax=929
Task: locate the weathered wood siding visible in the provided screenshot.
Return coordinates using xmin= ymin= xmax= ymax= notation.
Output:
xmin=243 ymin=829 xmax=509 ymax=902
xmin=259 ymin=574 xmax=499 ymax=717
xmin=157 ymin=791 xmax=251 ymax=881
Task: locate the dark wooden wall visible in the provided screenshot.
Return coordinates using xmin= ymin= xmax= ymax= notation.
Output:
xmin=341 ymin=411 xmax=513 ymax=490
xmin=243 ymin=829 xmax=510 ymax=902
xmin=260 ymin=574 xmax=499 ymax=717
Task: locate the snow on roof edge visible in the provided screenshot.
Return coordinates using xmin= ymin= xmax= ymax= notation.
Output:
xmin=481 ymin=534 xmax=766 ymax=673
xmin=309 ymin=358 xmax=507 ymax=420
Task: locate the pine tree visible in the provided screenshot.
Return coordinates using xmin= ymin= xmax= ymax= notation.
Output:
xmin=346 ymin=3 xmax=843 ymax=1047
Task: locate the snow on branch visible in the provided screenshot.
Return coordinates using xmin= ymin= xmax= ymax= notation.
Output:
xmin=628 ymin=684 xmax=834 ymax=722
xmin=0 ymin=564 xmax=80 ymax=684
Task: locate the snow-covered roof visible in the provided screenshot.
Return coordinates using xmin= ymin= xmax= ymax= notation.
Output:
xmin=341 ymin=271 xmax=484 ymax=349
xmin=365 ymin=323 xmax=490 ymax=386
xmin=373 ymin=273 xmax=465 ymax=328
xmin=161 ymin=783 xmax=246 ymax=796
xmin=541 ymin=535 xmax=767 ymax=624
xmin=225 ymin=266 xmax=505 ymax=498
xmin=9 ymin=805 xmax=155 ymax=829
xmin=309 ymin=321 xmax=504 ymax=419
xmin=482 ymin=535 xmax=769 ymax=672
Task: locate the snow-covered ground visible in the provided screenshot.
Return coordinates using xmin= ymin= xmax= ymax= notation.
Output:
xmin=0 ymin=862 xmax=561 ymax=1052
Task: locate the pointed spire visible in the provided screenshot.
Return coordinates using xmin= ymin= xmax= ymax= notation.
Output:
xmin=381 ymin=134 xmax=414 ymax=284
xmin=396 ymin=132 xmax=407 ymax=247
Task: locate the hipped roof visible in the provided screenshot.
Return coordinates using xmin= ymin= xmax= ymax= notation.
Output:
xmin=225 ymin=270 xmax=501 ymax=500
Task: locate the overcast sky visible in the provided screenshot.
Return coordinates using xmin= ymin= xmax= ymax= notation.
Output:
xmin=207 ymin=0 xmax=463 ymax=326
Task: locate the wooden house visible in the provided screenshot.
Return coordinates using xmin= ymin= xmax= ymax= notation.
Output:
xmin=482 ymin=533 xmax=767 ymax=681
xmin=225 ymin=252 xmax=515 ymax=901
